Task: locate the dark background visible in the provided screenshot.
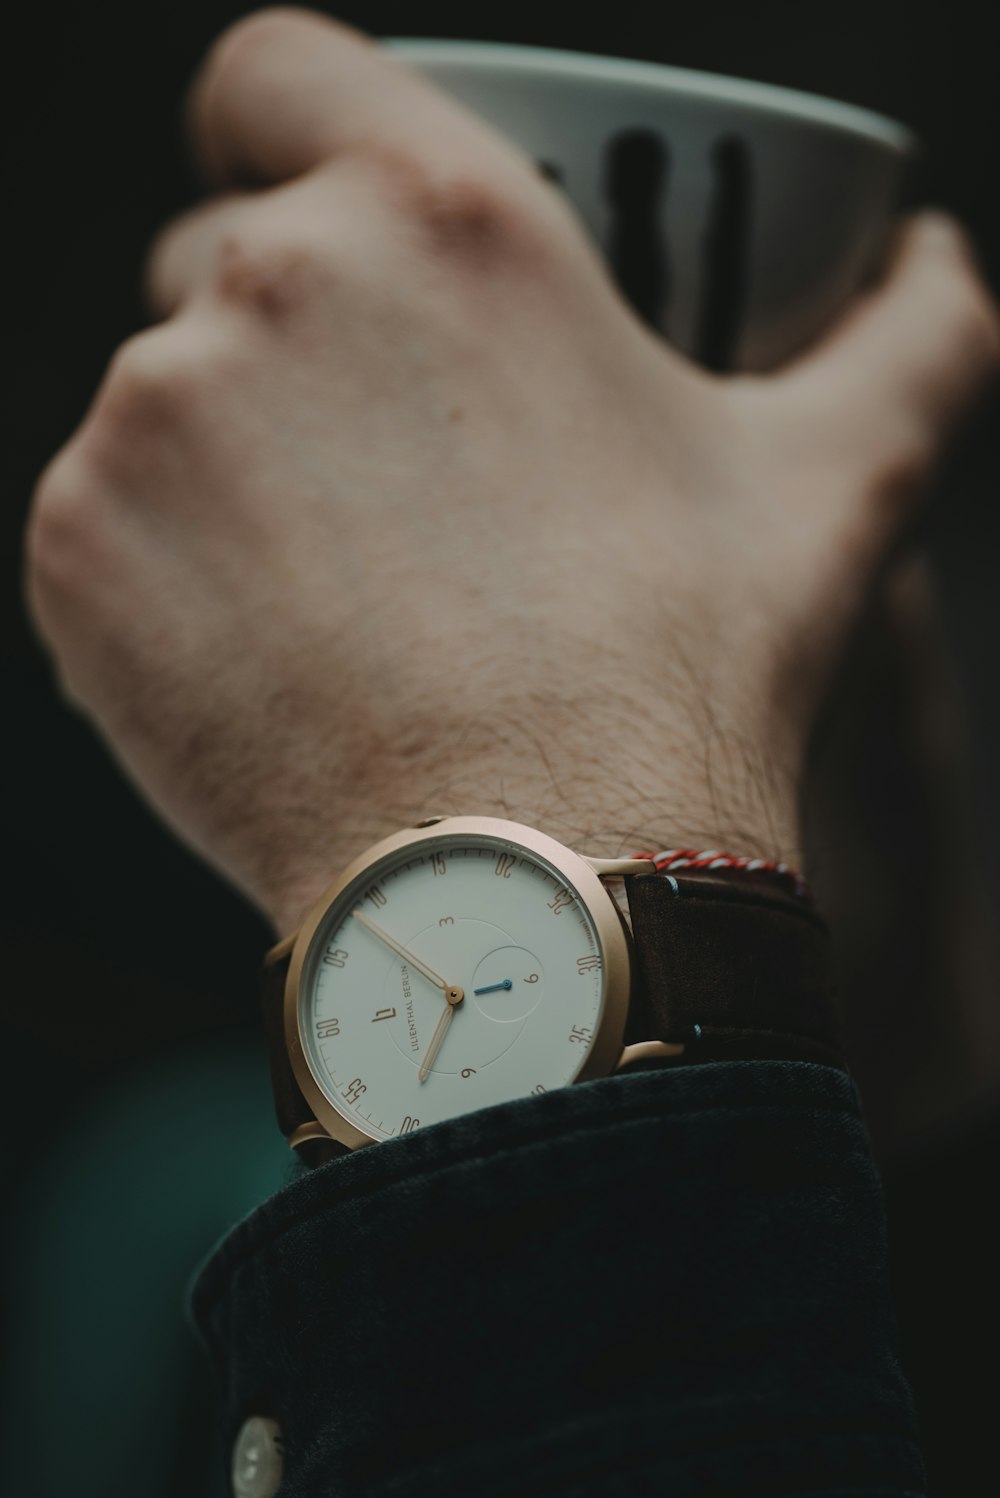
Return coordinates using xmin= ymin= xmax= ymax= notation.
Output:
xmin=2 ymin=3 xmax=998 ymax=1494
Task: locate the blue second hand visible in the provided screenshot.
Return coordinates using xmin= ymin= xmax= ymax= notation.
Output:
xmin=473 ymin=979 xmax=513 ymax=995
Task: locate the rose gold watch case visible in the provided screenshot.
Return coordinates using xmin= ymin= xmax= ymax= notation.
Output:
xmin=279 ymin=816 xmax=639 ymax=1151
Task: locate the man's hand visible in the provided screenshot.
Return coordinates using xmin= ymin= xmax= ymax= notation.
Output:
xmin=25 ymin=8 xmax=1000 ymax=935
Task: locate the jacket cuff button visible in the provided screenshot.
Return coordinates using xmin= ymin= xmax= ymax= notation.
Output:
xmin=232 ymin=1415 xmax=285 ymax=1498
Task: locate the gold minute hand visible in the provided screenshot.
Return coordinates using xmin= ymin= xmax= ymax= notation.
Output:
xmin=350 ymin=909 xmax=450 ymax=993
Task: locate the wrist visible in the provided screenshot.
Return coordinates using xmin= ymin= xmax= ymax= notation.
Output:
xmin=259 ymin=708 xmax=802 ymax=936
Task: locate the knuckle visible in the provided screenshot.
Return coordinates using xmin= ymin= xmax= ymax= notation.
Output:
xmin=368 ymin=145 xmax=542 ymax=271
xmin=918 ymin=210 xmax=976 ymax=260
xmin=104 ymin=331 xmax=200 ymax=419
xmin=198 ymin=8 xmax=312 ymax=99
xmin=26 ymin=452 xmax=102 ymax=620
xmin=868 ymin=440 xmax=929 ymax=510
xmin=953 ymin=278 xmax=1000 ymax=374
xmin=216 ymin=6 xmax=301 ymax=49
xmin=921 ymin=217 xmax=1000 ymax=371
xmin=87 ymin=329 xmax=215 ymax=463
xmin=213 ymin=230 xmax=327 ymax=321
xmin=861 ymin=409 xmax=934 ymax=515
xmin=196 ymin=9 xmax=369 ymax=122
xmin=194 ymin=18 xmax=262 ymax=131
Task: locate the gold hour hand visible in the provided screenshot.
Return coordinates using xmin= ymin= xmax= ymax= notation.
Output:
xmin=351 ymin=909 xmax=450 ymax=992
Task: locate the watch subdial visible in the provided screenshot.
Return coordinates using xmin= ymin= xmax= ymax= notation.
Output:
xmin=470 ymin=946 xmax=545 ymax=1022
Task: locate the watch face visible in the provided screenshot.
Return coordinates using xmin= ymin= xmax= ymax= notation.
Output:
xmin=289 ymin=820 xmax=631 ymax=1146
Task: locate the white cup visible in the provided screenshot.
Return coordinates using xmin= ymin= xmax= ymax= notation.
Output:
xmin=384 ymin=39 xmax=917 ymax=371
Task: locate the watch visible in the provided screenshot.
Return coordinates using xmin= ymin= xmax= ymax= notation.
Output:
xmin=261 ymin=816 xmax=842 ymax=1163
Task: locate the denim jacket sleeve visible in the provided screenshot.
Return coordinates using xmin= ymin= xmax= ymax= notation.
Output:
xmin=189 ymin=1060 xmax=926 ymax=1498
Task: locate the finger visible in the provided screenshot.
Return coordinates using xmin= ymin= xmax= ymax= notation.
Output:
xmin=777 ymin=212 xmax=1000 ymax=490
xmin=143 ymin=192 xmax=251 ymax=318
xmin=187 ymin=7 xmax=525 ymax=188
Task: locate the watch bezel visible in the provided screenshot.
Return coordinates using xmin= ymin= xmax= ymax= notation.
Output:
xmin=282 ymin=816 xmax=634 ymax=1149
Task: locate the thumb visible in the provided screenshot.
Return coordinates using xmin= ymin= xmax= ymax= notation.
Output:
xmin=775 ymin=212 xmax=1000 ymax=506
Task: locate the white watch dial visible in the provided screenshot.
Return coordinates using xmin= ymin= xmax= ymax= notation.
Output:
xmin=299 ymin=834 xmax=609 ymax=1141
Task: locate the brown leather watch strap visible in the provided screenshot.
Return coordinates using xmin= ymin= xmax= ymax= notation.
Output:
xmin=623 ymin=871 xmax=844 ymax=1067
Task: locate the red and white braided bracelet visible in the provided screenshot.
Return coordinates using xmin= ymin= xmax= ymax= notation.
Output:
xmin=631 ymin=847 xmax=812 ymax=901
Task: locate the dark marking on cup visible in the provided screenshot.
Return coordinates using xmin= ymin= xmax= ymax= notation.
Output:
xmin=604 ymin=128 xmax=671 ymax=334
xmin=537 ymin=159 xmax=565 ymax=186
xmin=695 ymin=135 xmax=753 ymax=372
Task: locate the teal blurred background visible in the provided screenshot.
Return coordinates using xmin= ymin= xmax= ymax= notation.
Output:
xmin=0 ymin=1034 xmax=291 ymax=1497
